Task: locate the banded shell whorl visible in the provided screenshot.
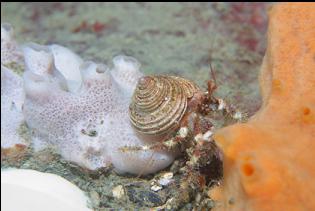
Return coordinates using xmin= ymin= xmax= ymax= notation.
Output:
xmin=129 ymin=75 xmax=200 ymax=138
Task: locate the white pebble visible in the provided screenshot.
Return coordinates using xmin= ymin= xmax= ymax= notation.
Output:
xmin=158 ymin=172 xmax=174 ymax=186
xmin=112 ymin=185 xmax=125 ymax=199
xmin=158 ymin=178 xmax=174 ymax=186
xmin=151 ymin=184 xmax=162 ymax=192
xmin=161 ymin=172 xmax=173 ymax=179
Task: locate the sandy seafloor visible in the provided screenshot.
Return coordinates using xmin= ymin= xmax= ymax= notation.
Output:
xmin=1 ymin=2 xmax=270 ymax=210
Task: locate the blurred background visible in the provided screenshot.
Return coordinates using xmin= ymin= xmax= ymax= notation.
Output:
xmin=1 ymin=2 xmax=270 ymax=116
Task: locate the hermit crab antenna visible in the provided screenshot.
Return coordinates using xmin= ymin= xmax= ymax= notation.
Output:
xmin=209 ymin=62 xmax=217 ymax=88
xmin=208 ymin=34 xmax=217 ymax=88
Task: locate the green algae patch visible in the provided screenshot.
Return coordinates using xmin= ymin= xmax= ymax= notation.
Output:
xmin=4 ymin=62 xmax=24 ymax=75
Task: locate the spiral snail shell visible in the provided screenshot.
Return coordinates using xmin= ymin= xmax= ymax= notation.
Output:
xmin=129 ymin=75 xmax=200 ymax=140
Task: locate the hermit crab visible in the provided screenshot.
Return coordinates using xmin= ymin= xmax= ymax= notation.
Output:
xmin=120 ymin=68 xmax=241 ymax=210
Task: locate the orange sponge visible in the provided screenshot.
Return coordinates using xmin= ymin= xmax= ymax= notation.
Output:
xmin=213 ymin=3 xmax=315 ymax=211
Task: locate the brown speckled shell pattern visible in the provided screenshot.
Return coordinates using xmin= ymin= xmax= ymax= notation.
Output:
xmin=129 ymin=75 xmax=200 ymax=136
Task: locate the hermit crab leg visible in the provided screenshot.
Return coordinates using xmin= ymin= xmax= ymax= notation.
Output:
xmin=118 ymin=129 xmax=189 ymax=152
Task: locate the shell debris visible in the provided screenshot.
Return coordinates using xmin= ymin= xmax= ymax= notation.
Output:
xmin=112 ymin=185 xmax=125 ymax=199
xmin=150 ymin=184 xmax=163 ymax=192
xmin=178 ymin=127 xmax=188 ymax=138
xmin=202 ymin=130 xmax=214 ymax=141
xmin=158 ymin=172 xmax=174 ymax=186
